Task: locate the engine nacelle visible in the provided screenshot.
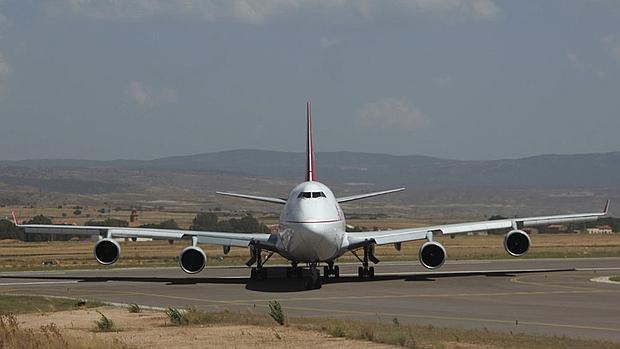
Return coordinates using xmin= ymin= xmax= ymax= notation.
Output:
xmin=179 ymin=246 xmax=207 ymax=274
xmin=504 ymin=230 xmax=531 ymax=257
xmin=94 ymin=238 xmax=120 ymax=265
xmin=419 ymin=241 xmax=447 ymax=269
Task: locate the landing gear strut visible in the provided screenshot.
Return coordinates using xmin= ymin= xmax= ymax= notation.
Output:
xmin=352 ymin=244 xmax=379 ymax=279
xmin=248 ymin=245 xmax=273 ymax=280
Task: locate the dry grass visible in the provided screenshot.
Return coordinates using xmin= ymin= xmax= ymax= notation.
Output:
xmin=136 ymin=307 xmax=620 ymax=349
xmin=0 ymin=313 xmax=131 ymax=349
xmin=0 ymin=295 xmax=103 ymax=314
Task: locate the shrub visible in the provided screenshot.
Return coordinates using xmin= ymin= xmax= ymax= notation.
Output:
xmin=128 ymin=304 xmax=141 ymax=313
xmin=268 ymin=300 xmax=285 ymax=325
xmin=165 ymin=307 xmax=185 ymax=326
xmin=94 ymin=311 xmax=115 ymax=332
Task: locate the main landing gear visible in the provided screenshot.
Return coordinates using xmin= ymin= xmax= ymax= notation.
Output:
xmin=352 ymin=244 xmax=379 ymax=279
xmin=247 ymin=245 xmax=273 ymax=280
xmin=323 ymin=261 xmax=340 ymax=279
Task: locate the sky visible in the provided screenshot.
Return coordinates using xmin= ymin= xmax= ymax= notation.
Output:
xmin=0 ymin=0 xmax=619 ymax=161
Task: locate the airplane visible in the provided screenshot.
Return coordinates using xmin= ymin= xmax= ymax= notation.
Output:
xmin=13 ymin=102 xmax=610 ymax=289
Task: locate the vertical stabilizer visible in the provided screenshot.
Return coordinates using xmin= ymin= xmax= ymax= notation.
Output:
xmin=305 ymin=101 xmax=316 ymax=181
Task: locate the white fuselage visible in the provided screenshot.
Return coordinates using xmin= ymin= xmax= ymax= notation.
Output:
xmin=276 ymin=181 xmax=348 ymax=262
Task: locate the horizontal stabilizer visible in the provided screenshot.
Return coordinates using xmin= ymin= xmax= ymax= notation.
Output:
xmin=216 ymin=191 xmax=287 ymax=205
xmin=337 ymin=188 xmax=405 ymax=203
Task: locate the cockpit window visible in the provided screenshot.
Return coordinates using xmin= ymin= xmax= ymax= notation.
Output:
xmin=297 ymin=191 xmax=326 ymax=199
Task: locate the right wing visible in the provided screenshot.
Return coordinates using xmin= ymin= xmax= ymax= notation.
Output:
xmin=16 ymin=222 xmax=276 ymax=249
xmin=216 ymin=191 xmax=287 ymax=205
xmin=337 ymin=187 xmax=405 ymax=203
xmin=346 ymin=200 xmax=610 ymax=248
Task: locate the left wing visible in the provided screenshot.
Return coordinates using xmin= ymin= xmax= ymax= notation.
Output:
xmin=347 ymin=200 xmax=610 ymax=248
xmin=16 ymin=222 xmax=275 ymax=249
xmin=216 ymin=191 xmax=287 ymax=205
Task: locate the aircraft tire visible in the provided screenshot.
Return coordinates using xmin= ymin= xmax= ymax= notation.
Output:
xmin=334 ymin=266 xmax=340 ymax=278
xmin=369 ymin=266 xmax=375 ymax=279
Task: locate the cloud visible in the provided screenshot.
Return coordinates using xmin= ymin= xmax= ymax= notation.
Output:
xmin=127 ymin=81 xmax=177 ymax=107
xmin=601 ymin=34 xmax=620 ymax=63
xmin=61 ymin=0 xmax=500 ymax=23
xmin=357 ymin=98 xmax=430 ymax=131
xmin=0 ymin=52 xmax=11 ymax=95
xmin=567 ymin=51 xmax=606 ymax=78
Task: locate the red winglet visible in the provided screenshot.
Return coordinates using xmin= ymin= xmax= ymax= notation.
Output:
xmin=11 ymin=211 xmax=20 ymax=225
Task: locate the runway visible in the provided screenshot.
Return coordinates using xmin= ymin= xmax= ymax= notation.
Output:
xmin=2 ymin=257 xmax=620 ymax=341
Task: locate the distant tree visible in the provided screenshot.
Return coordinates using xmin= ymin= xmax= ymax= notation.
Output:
xmin=26 ymin=215 xmax=52 ymax=225
xmin=73 ymin=209 xmax=82 ymax=216
xmin=191 ymin=212 xmax=218 ymax=231
xmin=0 ymin=219 xmax=23 ymax=240
xmin=488 ymin=215 xmax=507 ymax=221
xmin=85 ymin=218 xmax=129 ymax=227
xmin=139 ymin=219 xmax=179 ymax=230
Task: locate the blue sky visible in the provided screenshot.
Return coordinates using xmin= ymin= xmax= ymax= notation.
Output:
xmin=0 ymin=0 xmax=618 ymax=160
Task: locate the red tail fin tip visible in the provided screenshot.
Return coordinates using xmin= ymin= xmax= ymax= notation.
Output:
xmin=305 ymin=101 xmax=316 ymax=182
xmin=11 ymin=211 xmax=19 ymax=225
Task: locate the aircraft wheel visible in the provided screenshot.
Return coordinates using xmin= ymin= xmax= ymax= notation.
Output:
xmin=250 ymin=268 xmax=257 ymax=279
xmin=369 ymin=266 xmax=375 ymax=279
xmin=358 ymin=266 xmax=364 ymax=279
xmin=323 ymin=266 xmax=329 ymax=278
xmin=334 ymin=266 xmax=340 ymax=278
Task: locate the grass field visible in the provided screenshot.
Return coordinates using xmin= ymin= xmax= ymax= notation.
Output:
xmin=2 ymin=295 xmax=619 ymax=349
xmin=0 ymin=295 xmax=103 ymax=313
xmin=0 ymin=232 xmax=619 ymax=271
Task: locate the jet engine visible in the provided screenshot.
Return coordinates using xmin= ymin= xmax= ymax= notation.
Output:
xmin=94 ymin=238 xmax=120 ymax=265
xmin=504 ymin=230 xmax=531 ymax=257
xmin=419 ymin=241 xmax=446 ymax=269
xmin=179 ymin=246 xmax=207 ymax=274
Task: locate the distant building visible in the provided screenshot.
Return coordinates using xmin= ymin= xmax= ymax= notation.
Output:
xmin=587 ymin=225 xmax=614 ymax=235
xmin=545 ymin=224 xmax=568 ymax=233
xmin=129 ymin=210 xmax=139 ymax=223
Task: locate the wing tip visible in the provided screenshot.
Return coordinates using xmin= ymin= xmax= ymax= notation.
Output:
xmin=603 ymin=200 xmax=611 ymax=215
xmin=11 ymin=211 xmax=20 ymax=225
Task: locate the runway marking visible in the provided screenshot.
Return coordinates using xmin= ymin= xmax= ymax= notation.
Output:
xmin=590 ymin=276 xmax=620 ymax=285
xmin=510 ymin=274 xmax=616 ymax=292
xmin=0 ymin=281 xmax=78 ymax=286
xmin=83 ymin=286 xmax=612 ymax=310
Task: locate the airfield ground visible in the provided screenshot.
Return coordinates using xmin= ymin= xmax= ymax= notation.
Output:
xmin=1 ymin=258 xmax=620 ymax=346
xmin=1 ymin=209 xmax=619 ymax=347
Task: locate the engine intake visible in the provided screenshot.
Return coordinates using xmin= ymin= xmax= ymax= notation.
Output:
xmin=504 ymin=230 xmax=531 ymax=257
xmin=94 ymin=238 xmax=120 ymax=265
xmin=179 ymin=246 xmax=207 ymax=274
xmin=419 ymin=241 xmax=446 ymax=269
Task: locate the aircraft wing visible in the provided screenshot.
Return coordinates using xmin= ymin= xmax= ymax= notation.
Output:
xmin=16 ymin=223 xmax=275 ymax=248
xmin=216 ymin=191 xmax=287 ymax=205
xmin=337 ymin=188 xmax=405 ymax=203
xmin=346 ymin=200 xmax=610 ymax=248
